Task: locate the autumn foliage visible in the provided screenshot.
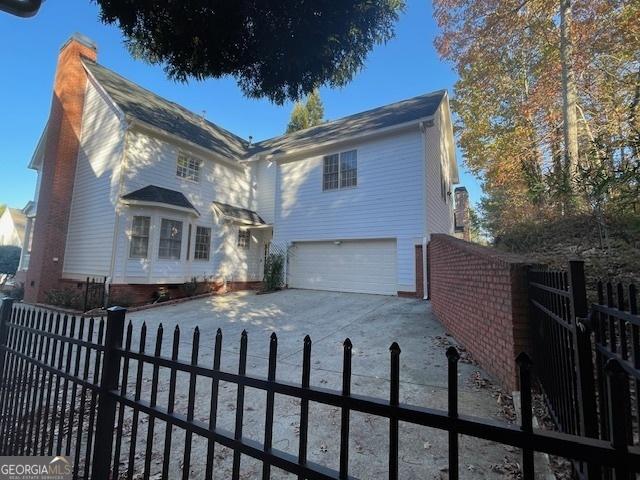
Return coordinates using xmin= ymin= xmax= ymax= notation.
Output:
xmin=433 ymin=0 xmax=640 ymax=238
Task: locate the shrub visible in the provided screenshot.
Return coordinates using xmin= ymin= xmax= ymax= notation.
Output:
xmin=9 ymin=283 xmax=24 ymax=301
xmin=44 ymin=288 xmax=82 ymax=310
xmin=0 ymin=246 xmax=20 ymax=274
xmin=181 ymin=277 xmax=199 ymax=297
xmin=263 ymin=253 xmax=285 ymax=292
xmin=152 ymin=287 xmax=171 ymax=303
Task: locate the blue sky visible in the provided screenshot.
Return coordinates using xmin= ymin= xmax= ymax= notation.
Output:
xmin=0 ymin=0 xmax=482 ymax=209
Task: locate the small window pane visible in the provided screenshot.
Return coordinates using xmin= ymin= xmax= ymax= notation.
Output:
xmin=340 ymin=150 xmax=357 ymax=188
xmin=237 ymin=229 xmax=250 ymax=249
xmin=159 ymin=219 xmax=182 ymax=259
xmin=194 ymin=226 xmax=211 ymax=260
xmin=176 ymin=152 xmax=200 ymax=182
xmin=130 ymin=216 xmax=150 ymax=258
xmin=323 ymin=154 xmax=339 ymax=191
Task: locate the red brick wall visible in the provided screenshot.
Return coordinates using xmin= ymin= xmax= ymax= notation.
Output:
xmin=108 ymin=281 xmax=263 ymax=307
xmin=428 ymin=234 xmax=532 ymax=390
xmin=25 ymin=35 xmax=97 ymax=304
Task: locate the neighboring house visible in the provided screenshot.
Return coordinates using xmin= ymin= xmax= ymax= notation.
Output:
xmin=22 ymin=33 xmax=459 ymax=304
xmin=453 ymin=187 xmax=470 ymax=241
xmin=0 ymin=207 xmax=27 ymax=247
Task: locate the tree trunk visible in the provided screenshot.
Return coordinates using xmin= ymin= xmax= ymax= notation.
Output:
xmin=560 ymin=0 xmax=579 ymax=189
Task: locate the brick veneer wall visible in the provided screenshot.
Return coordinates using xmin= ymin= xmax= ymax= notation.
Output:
xmin=25 ymin=35 xmax=98 ymax=304
xmin=428 ymin=234 xmax=533 ymax=390
xmin=108 ymin=280 xmax=263 ymax=307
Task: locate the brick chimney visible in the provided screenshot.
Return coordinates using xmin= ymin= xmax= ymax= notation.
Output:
xmin=24 ymin=33 xmax=97 ymax=303
xmin=454 ymin=187 xmax=470 ymax=241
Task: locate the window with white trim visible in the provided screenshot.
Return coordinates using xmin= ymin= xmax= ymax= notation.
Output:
xmin=237 ymin=229 xmax=250 ymax=249
xmin=176 ymin=152 xmax=200 ymax=182
xmin=323 ymin=150 xmax=357 ymax=191
xmin=194 ymin=226 xmax=211 ymax=260
xmin=159 ymin=219 xmax=183 ymax=259
xmin=129 ymin=216 xmax=150 ymax=258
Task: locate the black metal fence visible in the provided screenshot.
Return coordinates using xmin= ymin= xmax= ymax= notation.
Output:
xmin=1 ymin=298 xmax=639 ymax=479
xmin=83 ymin=276 xmax=107 ymax=312
xmin=529 ymin=260 xmax=639 ymax=480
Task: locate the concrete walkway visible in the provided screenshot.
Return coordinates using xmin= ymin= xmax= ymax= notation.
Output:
xmin=119 ymin=290 xmax=518 ymax=479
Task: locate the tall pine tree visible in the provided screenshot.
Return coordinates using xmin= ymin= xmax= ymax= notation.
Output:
xmin=285 ymin=90 xmax=325 ymax=133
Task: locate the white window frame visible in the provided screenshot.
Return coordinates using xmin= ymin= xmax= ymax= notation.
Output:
xmin=322 ymin=150 xmax=357 ymax=191
xmin=237 ymin=229 xmax=250 ymax=249
xmin=194 ymin=226 xmax=211 ymax=261
xmin=176 ymin=151 xmax=201 ymax=182
xmin=158 ymin=218 xmax=183 ymax=260
xmin=129 ymin=216 xmax=150 ymax=259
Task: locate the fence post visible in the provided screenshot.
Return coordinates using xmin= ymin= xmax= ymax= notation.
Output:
xmin=91 ymin=306 xmax=126 ymax=480
xmin=568 ymin=261 xmax=598 ymax=437
xmin=0 ymin=297 xmax=14 ymax=381
xmin=605 ymin=358 xmax=631 ymax=480
xmin=516 ymin=352 xmax=534 ymax=480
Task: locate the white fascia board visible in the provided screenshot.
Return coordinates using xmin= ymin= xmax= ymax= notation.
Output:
xmin=120 ymin=199 xmax=200 ymax=217
xmin=440 ymin=92 xmax=459 ymax=184
xmin=28 ymin=122 xmax=48 ymax=170
xmin=242 ymin=116 xmax=433 ymax=163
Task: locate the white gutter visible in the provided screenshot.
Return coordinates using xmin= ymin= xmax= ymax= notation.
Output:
xmin=244 ymin=115 xmax=435 ymax=163
xmin=120 ymin=199 xmax=200 ymax=217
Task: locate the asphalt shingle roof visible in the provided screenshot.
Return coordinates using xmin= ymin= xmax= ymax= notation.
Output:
xmin=83 ymin=60 xmax=248 ymax=159
xmin=84 ymin=59 xmax=445 ymax=161
xmin=249 ymin=90 xmax=446 ymax=157
xmin=121 ymin=185 xmax=198 ymax=213
xmin=212 ymin=201 xmax=267 ymax=226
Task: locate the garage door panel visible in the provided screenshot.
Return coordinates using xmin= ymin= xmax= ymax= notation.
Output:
xmin=288 ymin=239 xmax=397 ymax=295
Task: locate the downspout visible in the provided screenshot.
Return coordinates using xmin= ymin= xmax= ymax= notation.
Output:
xmin=420 ymin=120 xmax=430 ymax=300
xmin=107 ymin=124 xmax=131 ymax=292
xmin=422 ymin=235 xmax=428 ymax=300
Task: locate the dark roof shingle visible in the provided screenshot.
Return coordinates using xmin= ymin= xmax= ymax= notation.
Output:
xmin=84 ymin=59 xmax=446 ymax=161
xmin=249 ymin=90 xmax=446 ymax=157
xmin=212 ymin=201 xmax=266 ymax=226
xmin=122 ymin=185 xmax=198 ymax=213
xmin=84 ymin=60 xmax=248 ymax=159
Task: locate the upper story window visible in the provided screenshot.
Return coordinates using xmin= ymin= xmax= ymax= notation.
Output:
xmin=237 ymin=229 xmax=250 ymax=249
xmin=159 ymin=219 xmax=183 ymax=259
xmin=194 ymin=226 xmax=211 ymax=260
xmin=129 ymin=216 xmax=150 ymax=258
xmin=176 ymin=152 xmax=200 ymax=182
xmin=323 ymin=150 xmax=357 ymax=191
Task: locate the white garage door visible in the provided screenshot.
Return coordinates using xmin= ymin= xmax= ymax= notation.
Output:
xmin=288 ymin=239 xmax=397 ymax=295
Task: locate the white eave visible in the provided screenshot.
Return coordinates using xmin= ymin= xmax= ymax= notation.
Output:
xmin=244 ymin=116 xmax=434 ymax=164
xmin=28 ymin=122 xmax=48 ymax=170
xmin=120 ymin=198 xmax=200 ymax=217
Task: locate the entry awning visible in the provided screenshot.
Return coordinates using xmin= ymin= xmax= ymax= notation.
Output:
xmin=121 ymin=185 xmax=200 ymax=216
xmin=212 ymin=201 xmax=268 ymax=227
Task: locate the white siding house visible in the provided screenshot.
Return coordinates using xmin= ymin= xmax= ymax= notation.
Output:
xmin=22 ymin=43 xmax=459 ymax=301
xmin=63 ymin=78 xmax=126 ymax=278
xmin=0 ymin=208 xmax=26 ymax=247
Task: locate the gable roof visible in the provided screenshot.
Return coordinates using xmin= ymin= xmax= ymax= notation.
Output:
xmin=82 ymin=59 xmax=450 ymax=167
xmin=7 ymin=208 xmax=27 ymax=229
xmin=1 ymin=208 xmax=26 ymax=244
xmin=83 ymin=60 xmax=248 ymax=160
xmin=212 ymin=201 xmax=267 ymax=226
xmin=248 ymin=90 xmax=446 ymax=158
xmin=121 ymin=185 xmax=199 ymax=214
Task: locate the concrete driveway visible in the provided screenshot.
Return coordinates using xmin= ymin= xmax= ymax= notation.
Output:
xmin=120 ymin=290 xmax=518 ymax=479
